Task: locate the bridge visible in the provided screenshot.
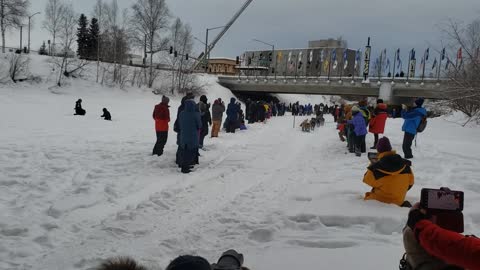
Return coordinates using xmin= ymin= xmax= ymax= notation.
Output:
xmin=218 ymin=76 xmax=448 ymax=104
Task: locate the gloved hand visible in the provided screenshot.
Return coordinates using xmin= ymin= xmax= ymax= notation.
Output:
xmin=407 ymin=209 xmax=428 ymax=230
xmin=402 ymin=104 xmax=408 ymax=110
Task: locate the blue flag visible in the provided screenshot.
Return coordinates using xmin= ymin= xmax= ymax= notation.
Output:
xmin=385 ymin=58 xmax=391 ymax=72
xmin=425 ymin=48 xmax=430 ymax=61
xmin=410 ymin=49 xmax=416 ymax=60
xmin=441 ymin=48 xmax=446 ymax=60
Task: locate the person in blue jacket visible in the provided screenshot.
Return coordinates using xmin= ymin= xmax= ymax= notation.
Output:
xmin=401 ymin=98 xmax=427 ymax=159
xmin=226 ymin=97 xmax=239 ymax=133
xmin=347 ymin=106 xmax=368 ymax=157
xmin=179 ymin=99 xmax=202 ymax=174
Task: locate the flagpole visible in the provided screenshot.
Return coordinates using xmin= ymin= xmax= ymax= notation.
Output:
xmin=363 ymin=37 xmax=371 ymax=82
xmin=392 ymin=50 xmax=397 ymax=82
xmin=294 ymin=54 xmax=298 ymax=81
xmin=421 ymin=51 xmax=427 ymax=82
xmin=317 ymin=50 xmax=322 ymax=81
xmin=437 ymin=53 xmax=441 ymax=80
xmin=340 ymin=50 xmax=343 ymax=82
xmin=406 ymin=50 xmax=412 ymax=84
xmin=328 ymin=50 xmax=332 ymax=82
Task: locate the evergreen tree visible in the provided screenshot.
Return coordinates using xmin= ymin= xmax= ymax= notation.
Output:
xmin=77 ymin=14 xmax=89 ymax=59
xmin=39 ymin=41 xmax=48 ymax=55
xmin=87 ymin=18 xmax=100 ymax=60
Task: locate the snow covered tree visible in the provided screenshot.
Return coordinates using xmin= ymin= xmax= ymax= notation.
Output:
xmin=131 ymin=0 xmax=170 ymax=88
xmin=43 ymin=0 xmax=65 ymax=56
xmin=87 ymin=17 xmax=99 ymax=60
xmin=0 ymin=0 xmax=30 ymax=53
xmin=76 ymin=14 xmax=89 ymax=59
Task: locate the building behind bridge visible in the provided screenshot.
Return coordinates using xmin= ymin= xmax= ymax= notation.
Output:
xmin=242 ymin=39 xmax=361 ymax=78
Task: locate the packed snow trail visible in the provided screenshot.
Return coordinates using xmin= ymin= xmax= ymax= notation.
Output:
xmin=1 ymin=83 xmax=480 ymax=270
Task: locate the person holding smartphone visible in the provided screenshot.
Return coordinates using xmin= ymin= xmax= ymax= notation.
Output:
xmin=404 ymin=203 xmax=480 ymax=270
xmin=362 ymin=137 xmax=414 ymax=206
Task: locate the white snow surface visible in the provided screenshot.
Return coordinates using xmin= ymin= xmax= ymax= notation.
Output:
xmin=1 ymin=55 xmax=480 ymax=270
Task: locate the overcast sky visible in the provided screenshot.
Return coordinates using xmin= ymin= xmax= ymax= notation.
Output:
xmin=5 ymin=0 xmax=480 ymax=62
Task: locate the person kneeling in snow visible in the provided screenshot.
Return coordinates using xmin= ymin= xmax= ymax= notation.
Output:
xmin=101 ymin=108 xmax=112 ymax=121
xmin=363 ymin=137 xmax=414 ymax=207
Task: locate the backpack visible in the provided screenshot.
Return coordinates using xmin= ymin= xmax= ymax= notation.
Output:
xmin=417 ymin=116 xmax=428 ymax=133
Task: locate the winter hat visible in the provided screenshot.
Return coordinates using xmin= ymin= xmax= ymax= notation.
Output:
xmin=166 ymin=256 xmax=211 ymax=270
xmin=377 ymin=137 xmax=392 ymax=153
xmin=358 ymin=100 xmax=368 ymax=107
xmin=376 ymin=99 xmax=384 ymax=104
xmin=200 ymin=95 xmax=208 ymax=103
xmin=415 ymin=98 xmax=425 ymax=107
xmin=162 ymin=95 xmax=170 ymax=104
xmin=212 ymin=250 xmax=244 ymax=270
xmin=351 ymin=105 xmax=360 ymax=113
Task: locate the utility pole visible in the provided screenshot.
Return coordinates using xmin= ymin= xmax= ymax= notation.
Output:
xmin=28 ymin=12 xmax=41 ymax=53
xmin=19 ymin=26 xmax=23 ymax=53
xmin=204 ymin=26 xmax=226 ymax=73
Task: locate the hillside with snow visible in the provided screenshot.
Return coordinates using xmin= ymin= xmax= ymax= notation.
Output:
xmin=1 ymin=54 xmax=480 ymax=270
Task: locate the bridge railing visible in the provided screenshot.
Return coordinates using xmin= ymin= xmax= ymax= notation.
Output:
xmin=219 ymin=75 xmax=447 ymax=86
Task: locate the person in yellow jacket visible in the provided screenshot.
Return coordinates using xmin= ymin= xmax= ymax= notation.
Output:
xmin=363 ymin=137 xmax=414 ymax=207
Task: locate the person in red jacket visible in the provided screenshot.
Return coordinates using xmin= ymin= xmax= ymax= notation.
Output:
xmin=369 ymin=99 xmax=388 ymax=149
xmin=405 ymin=207 xmax=480 ymax=270
xmin=152 ymin=96 xmax=170 ymax=156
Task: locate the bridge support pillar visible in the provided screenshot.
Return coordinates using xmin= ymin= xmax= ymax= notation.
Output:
xmin=378 ymin=83 xmax=410 ymax=105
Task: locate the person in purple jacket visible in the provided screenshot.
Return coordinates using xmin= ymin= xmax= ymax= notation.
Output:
xmin=348 ymin=105 xmax=368 ymax=156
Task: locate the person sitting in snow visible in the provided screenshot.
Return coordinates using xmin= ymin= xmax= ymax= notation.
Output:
xmin=101 ymin=108 xmax=112 ymax=121
xmin=363 ymin=137 xmax=414 ymax=207
xmin=74 ymin=99 xmax=86 ymax=115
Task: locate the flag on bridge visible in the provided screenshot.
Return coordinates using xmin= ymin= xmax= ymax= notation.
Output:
xmin=355 ymin=49 xmax=361 ymax=70
xmin=445 ymin=58 xmax=450 ymax=70
xmin=425 ymin=48 xmax=430 ymax=61
xmin=324 ymin=59 xmax=330 ymax=72
xmin=420 ymin=57 xmax=425 ymax=71
xmin=432 ymin=58 xmax=438 ymax=70
xmin=343 ymin=50 xmax=348 ymax=70
xmin=441 ymin=48 xmax=446 ymax=60
xmin=277 ymin=51 xmax=283 ymax=62
xmin=332 ymin=49 xmax=338 ymax=70
xmin=457 ymin=47 xmax=462 ymax=59
xmin=385 ymin=58 xmax=391 ymax=73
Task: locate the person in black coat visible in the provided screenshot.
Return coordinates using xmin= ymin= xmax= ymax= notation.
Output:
xmin=198 ymin=95 xmax=212 ymax=148
xmin=101 ymin=108 xmax=112 ymax=121
xmin=74 ymin=99 xmax=86 ymax=115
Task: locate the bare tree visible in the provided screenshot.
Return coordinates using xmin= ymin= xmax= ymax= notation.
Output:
xmin=92 ymin=0 xmax=106 ymax=82
xmin=131 ymin=0 xmax=170 ymax=88
xmin=43 ymin=0 xmax=65 ymax=55
xmin=0 ymin=0 xmax=29 ymax=53
xmin=8 ymin=53 xmax=29 ymax=82
xmin=441 ymin=18 xmax=480 ymax=125
xmin=53 ymin=3 xmax=90 ymax=86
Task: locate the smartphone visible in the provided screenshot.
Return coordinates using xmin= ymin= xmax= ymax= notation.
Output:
xmin=420 ymin=188 xmax=464 ymax=211
xmin=420 ymin=188 xmax=464 ymax=233
xmin=367 ymin=152 xmax=378 ymax=163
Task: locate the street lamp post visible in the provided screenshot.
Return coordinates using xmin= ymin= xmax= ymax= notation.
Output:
xmin=28 ymin=12 xmax=41 ymax=53
xmin=204 ymin=25 xmax=226 ymax=73
xmin=252 ymin=38 xmax=276 ymax=80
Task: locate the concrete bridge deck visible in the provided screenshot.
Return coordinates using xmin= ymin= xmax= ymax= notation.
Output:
xmin=218 ymin=76 xmax=447 ymax=102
